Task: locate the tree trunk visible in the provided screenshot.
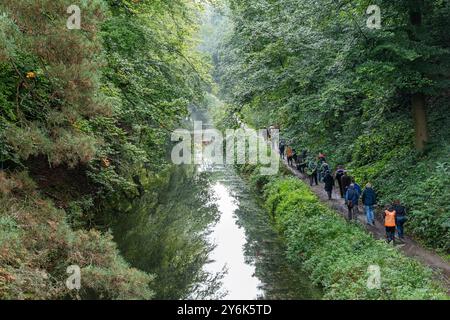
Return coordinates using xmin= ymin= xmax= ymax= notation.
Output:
xmin=409 ymin=1 xmax=428 ymax=151
xmin=412 ymin=93 xmax=428 ymax=151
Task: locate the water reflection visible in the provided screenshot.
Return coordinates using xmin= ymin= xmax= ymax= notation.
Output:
xmin=230 ymin=177 xmax=322 ymax=299
xmin=191 ymin=111 xmax=321 ymax=300
xmin=204 ymin=182 xmax=263 ymax=300
xmin=199 ymin=165 xmax=321 ymax=300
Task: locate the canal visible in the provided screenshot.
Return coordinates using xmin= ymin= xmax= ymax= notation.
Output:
xmin=193 ymin=114 xmax=321 ymax=300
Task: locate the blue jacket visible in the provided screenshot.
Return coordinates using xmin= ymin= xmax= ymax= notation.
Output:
xmin=345 ymin=186 xmax=359 ymax=205
xmin=354 ymin=183 xmax=361 ymax=198
xmin=362 ymin=188 xmax=377 ymax=206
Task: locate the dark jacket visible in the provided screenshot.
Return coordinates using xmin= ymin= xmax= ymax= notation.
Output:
xmin=345 ymin=186 xmax=359 ymax=206
xmin=321 ymin=162 xmax=330 ymax=174
xmin=323 ymin=173 xmax=334 ymax=191
xmin=341 ymin=175 xmax=352 ymax=191
xmin=362 ymin=188 xmax=377 ymax=206
xmin=335 ymin=169 xmax=344 ymax=185
xmin=301 ymin=150 xmax=307 ymax=159
xmin=393 ymin=204 xmax=406 ymax=216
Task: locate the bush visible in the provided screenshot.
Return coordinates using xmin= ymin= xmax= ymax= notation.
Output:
xmin=0 ymin=174 xmax=154 ymax=300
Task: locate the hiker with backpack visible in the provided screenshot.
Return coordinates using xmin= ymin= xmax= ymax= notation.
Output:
xmin=352 ymin=178 xmax=361 ymax=196
xmin=361 ymin=183 xmax=377 ymax=226
xmin=341 ymin=171 xmax=352 ymax=195
xmin=323 ymin=170 xmax=335 ymax=200
xmin=317 ymin=154 xmax=326 ymax=182
xmin=345 ymin=183 xmax=359 ymax=221
xmin=351 ymin=178 xmax=362 ymax=214
xmin=320 ymin=161 xmax=330 ymax=183
xmin=297 ymin=159 xmax=307 ymax=173
xmin=335 ymin=166 xmax=345 ymax=198
xmin=307 ymin=159 xmax=318 ymax=186
xmin=279 ymin=141 xmax=285 ymax=159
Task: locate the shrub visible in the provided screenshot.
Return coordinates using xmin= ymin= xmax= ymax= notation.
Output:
xmin=0 ymin=176 xmax=154 ymax=300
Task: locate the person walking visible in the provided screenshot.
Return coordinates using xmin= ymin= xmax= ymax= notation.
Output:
xmin=393 ymin=200 xmax=407 ymax=240
xmin=384 ymin=206 xmax=397 ymax=244
xmin=319 ymin=152 xmax=326 ymax=163
xmin=286 ymin=146 xmax=294 ymax=166
xmin=335 ymin=166 xmax=345 ymax=198
xmin=279 ymin=141 xmax=286 ymax=159
xmin=292 ymin=149 xmax=298 ymax=165
xmin=352 ymin=179 xmax=361 ymax=196
xmin=317 ymin=155 xmax=325 ymax=182
xmin=341 ymin=171 xmax=352 ymax=195
xmin=301 ymin=149 xmax=308 ymax=162
xmin=323 ymin=171 xmax=334 ymax=200
xmin=361 ymin=183 xmax=377 ymax=226
xmin=352 ymin=178 xmax=362 ymax=214
xmin=307 ymin=159 xmax=318 ymax=186
xmin=345 ymin=184 xmax=359 ymax=221
xmin=316 ymin=158 xmax=322 ymax=183
xmin=297 ymin=159 xmax=307 ymax=173
xmin=318 ymin=160 xmax=329 ymax=183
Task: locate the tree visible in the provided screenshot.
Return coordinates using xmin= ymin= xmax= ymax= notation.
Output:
xmin=212 ymin=0 xmax=450 ymax=249
xmin=409 ymin=0 xmax=428 ymax=151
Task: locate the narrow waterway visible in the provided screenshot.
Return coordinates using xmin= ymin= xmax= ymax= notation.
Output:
xmin=193 ymin=114 xmax=321 ymax=300
xmin=204 ymin=181 xmax=263 ymax=299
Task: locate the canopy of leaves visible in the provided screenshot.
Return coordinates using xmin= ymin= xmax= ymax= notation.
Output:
xmin=211 ymin=0 xmax=450 ymax=250
xmin=0 ymin=0 xmax=212 ymax=299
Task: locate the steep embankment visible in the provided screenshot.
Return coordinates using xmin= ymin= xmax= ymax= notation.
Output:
xmin=0 ymin=0 xmax=208 ymax=299
xmin=0 ymin=171 xmax=153 ymax=299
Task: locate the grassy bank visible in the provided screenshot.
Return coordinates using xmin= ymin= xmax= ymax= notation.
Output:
xmin=237 ymin=164 xmax=447 ymax=300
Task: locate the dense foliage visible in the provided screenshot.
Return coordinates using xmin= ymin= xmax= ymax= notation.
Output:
xmin=0 ymin=0 xmax=211 ymax=299
xmin=212 ymin=0 xmax=450 ymax=251
xmin=1 ymin=0 xmax=448 ymax=300
xmin=239 ymin=165 xmax=447 ymax=299
xmin=0 ymin=171 xmax=153 ymax=299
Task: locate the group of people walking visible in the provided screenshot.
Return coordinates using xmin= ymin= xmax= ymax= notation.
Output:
xmin=279 ymin=142 xmax=408 ymax=245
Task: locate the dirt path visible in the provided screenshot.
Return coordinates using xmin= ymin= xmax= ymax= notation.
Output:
xmin=280 ymin=158 xmax=450 ymax=292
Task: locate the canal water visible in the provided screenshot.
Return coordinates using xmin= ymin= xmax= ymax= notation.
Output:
xmin=193 ymin=115 xmax=321 ymax=300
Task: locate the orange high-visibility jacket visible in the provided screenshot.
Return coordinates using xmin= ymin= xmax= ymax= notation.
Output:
xmin=384 ymin=210 xmax=396 ymax=227
xmin=286 ymin=147 xmax=293 ymax=157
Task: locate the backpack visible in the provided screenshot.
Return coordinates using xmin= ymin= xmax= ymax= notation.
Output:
xmin=347 ymin=189 xmax=356 ymax=207
xmin=394 ymin=205 xmax=406 ymax=216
